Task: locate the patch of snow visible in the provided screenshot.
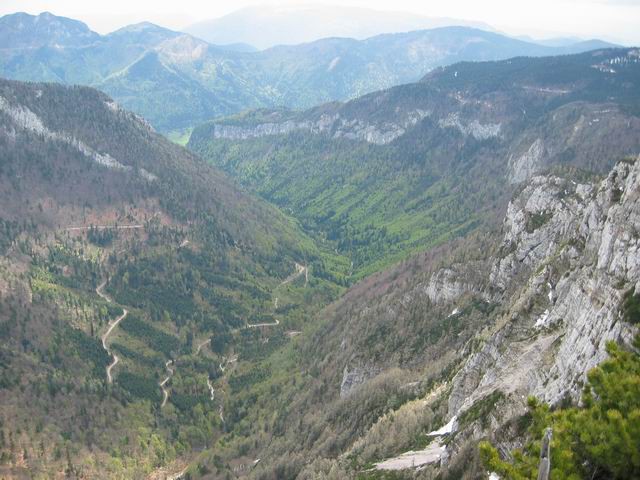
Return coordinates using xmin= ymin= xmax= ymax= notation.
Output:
xmin=534 ymin=309 xmax=550 ymax=328
xmin=139 ymin=168 xmax=158 ymax=181
xmin=374 ymin=442 xmax=445 ymax=470
xmin=427 ymin=415 xmax=457 ymax=436
xmin=104 ymin=100 xmax=121 ymax=112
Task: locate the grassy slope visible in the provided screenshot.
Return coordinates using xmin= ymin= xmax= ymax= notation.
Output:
xmin=189 ymin=129 xmax=504 ymax=281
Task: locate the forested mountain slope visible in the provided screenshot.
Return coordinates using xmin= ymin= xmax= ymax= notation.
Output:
xmin=0 ymin=12 xmax=619 ymax=132
xmin=185 ymin=155 xmax=640 ymax=480
xmin=0 ymin=79 xmax=341 ymax=478
xmin=189 ymin=48 xmax=640 ymax=279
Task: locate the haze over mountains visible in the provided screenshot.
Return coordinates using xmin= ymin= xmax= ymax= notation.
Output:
xmin=183 ymin=5 xmax=496 ymax=49
xmin=0 ymin=11 xmax=618 ymax=132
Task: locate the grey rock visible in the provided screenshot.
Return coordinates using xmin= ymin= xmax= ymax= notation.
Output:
xmin=340 ymin=364 xmax=382 ymax=398
xmin=509 ymin=138 xmax=546 ymax=184
xmin=211 ymin=110 xmax=431 ymax=145
xmin=450 ymin=157 xmax=640 ymax=420
xmin=437 ymin=112 xmax=501 ymax=140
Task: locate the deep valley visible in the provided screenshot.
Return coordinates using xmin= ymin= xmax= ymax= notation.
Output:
xmin=0 ymin=6 xmax=639 ymax=480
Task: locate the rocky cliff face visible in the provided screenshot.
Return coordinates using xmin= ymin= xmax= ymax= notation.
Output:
xmin=445 ymin=156 xmax=639 ymax=449
xmin=340 ymin=365 xmax=382 ymax=397
xmin=209 ymin=109 xmax=432 ymax=145
xmin=421 ymin=267 xmax=486 ymax=305
xmin=208 ymin=105 xmax=506 ymax=146
xmin=324 ymin=156 xmax=639 ymax=475
xmin=207 ymin=98 xmax=639 ymax=180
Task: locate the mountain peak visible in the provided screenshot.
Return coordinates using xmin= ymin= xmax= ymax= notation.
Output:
xmin=110 ymin=21 xmax=173 ymax=35
xmin=155 ymin=34 xmax=210 ymax=62
xmin=0 ymin=11 xmax=99 ymax=48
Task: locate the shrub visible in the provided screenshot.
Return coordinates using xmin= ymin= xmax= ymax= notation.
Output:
xmin=480 ymin=337 xmax=640 ymax=479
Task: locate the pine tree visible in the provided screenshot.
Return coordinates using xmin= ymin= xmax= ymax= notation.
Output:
xmin=480 ymin=337 xmax=640 ymax=479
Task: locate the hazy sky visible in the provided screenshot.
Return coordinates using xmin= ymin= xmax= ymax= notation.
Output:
xmin=2 ymin=0 xmax=640 ymax=44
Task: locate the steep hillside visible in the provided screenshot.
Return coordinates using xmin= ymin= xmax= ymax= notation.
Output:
xmin=189 ymin=48 xmax=640 ymax=279
xmin=0 ymin=12 xmax=619 ymax=131
xmin=0 ymin=79 xmax=342 ymax=478
xmin=183 ymin=156 xmax=640 ymax=480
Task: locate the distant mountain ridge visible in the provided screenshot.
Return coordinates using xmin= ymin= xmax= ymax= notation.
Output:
xmin=183 ymin=5 xmax=496 ymax=49
xmin=0 ymin=11 xmax=622 ymax=132
xmin=0 ymin=11 xmax=100 ymax=48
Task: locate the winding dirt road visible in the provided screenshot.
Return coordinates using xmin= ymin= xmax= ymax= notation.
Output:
xmin=218 ymin=355 xmax=237 ymax=373
xmin=218 ymin=390 xmax=226 ymax=424
xmin=245 ymin=263 xmax=308 ymax=328
xmin=246 ymin=318 xmax=280 ymax=328
xmin=97 ymin=280 xmax=127 ymax=383
xmin=195 ymin=338 xmax=210 ymax=355
xmin=196 ymin=344 xmax=228 ymax=423
xmin=156 ymin=238 xmax=196 ymax=409
xmin=195 ymin=338 xmax=217 ymax=401
xmin=65 ymin=224 xmax=144 ymax=231
xmin=150 ymin=262 xmax=303 ymax=474
xmin=148 ymin=261 xmax=306 ymax=476
xmin=160 ymin=360 xmax=175 ymax=408
xmin=279 ymin=262 xmax=308 ymax=286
